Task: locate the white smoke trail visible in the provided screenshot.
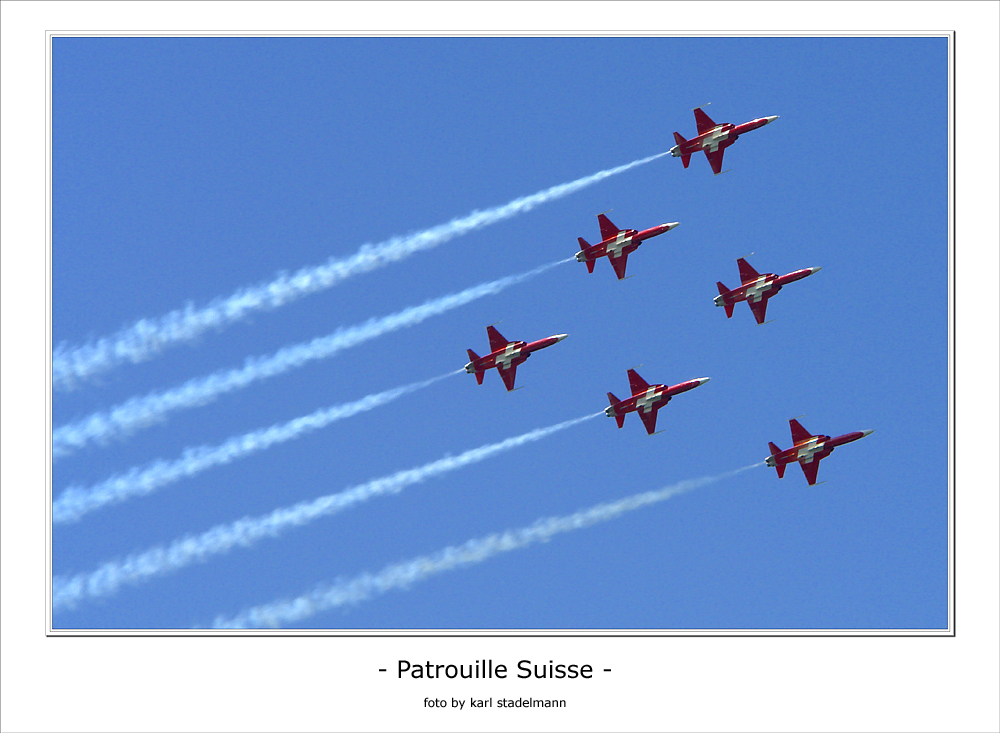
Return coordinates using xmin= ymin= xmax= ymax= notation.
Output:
xmin=212 ymin=463 xmax=764 ymax=628
xmin=53 ymin=152 xmax=668 ymax=391
xmin=52 ymin=370 xmax=462 ymax=525
xmin=212 ymin=463 xmax=765 ymax=628
xmin=52 ymin=258 xmax=570 ymax=460
xmin=52 ymin=413 xmax=602 ymax=612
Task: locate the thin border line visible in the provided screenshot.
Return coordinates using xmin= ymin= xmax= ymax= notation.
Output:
xmin=47 ymin=31 xmax=955 ymax=637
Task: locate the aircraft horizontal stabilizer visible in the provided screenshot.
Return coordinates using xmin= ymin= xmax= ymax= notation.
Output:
xmin=716 ymin=282 xmax=734 ymax=317
xmin=577 ymin=238 xmax=596 ymax=273
xmin=606 ymin=392 xmax=625 ymax=428
xmin=768 ymin=442 xmax=785 ymax=478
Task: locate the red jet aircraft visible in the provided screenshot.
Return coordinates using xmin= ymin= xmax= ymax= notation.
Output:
xmin=715 ymin=258 xmax=821 ymax=324
xmin=465 ymin=325 xmax=568 ymax=391
xmin=605 ymin=369 xmax=710 ymax=435
xmin=670 ymin=106 xmax=778 ymax=175
xmin=576 ymin=213 xmax=679 ymax=280
xmin=766 ymin=419 xmax=874 ymax=485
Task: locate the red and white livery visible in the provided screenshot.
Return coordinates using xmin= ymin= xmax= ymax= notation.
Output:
xmin=715 ymin=258 xmax=821 ymax=324
xmin=765 ymin=419 xmax=874 ymax=486
xmin=605 ymin=369 xmax=710 ymax=435
xmin=576 ymin=213 xmax=679 ymax=280
xmin=465 ymin=325 xmax=568 ymax=392
xmin=670 ymin=105 xmax=778 ymax=175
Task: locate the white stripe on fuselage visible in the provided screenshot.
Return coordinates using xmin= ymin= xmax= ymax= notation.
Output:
xmin=635 ymin=387 xmax=661 ymax=413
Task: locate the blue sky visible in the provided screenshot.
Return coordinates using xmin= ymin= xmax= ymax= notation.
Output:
xmin=51 ymin=36 xmax=949 ymax=630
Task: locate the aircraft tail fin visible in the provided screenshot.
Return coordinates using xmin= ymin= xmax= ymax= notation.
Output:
xmin=768 ymin=442 xmax=785 ymax=478
xmin=607 ymin=392 xmax=625 ymax=428
xmin=673 ymin=132 xmax=691 ymax=168
xmin=466 ymin=349 xmax=485 ymax=384
xmin=577 ymin=238 xmax=595 ymax=273
xmin=716 ymin=282 xmax=734 ymax=317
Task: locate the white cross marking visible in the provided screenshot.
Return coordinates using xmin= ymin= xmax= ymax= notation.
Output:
xmin=746 ymin=277 xmax=774 ymax=303
xmin=497 ymin=344 xmax=520 ymax=369
xmin=636 ymin=387 xmax=660 ymax=413
xmin=703 ymin=127 xmax=729 ymax=153
xmin=607 ymin=232 xmax=631 ymax=257
xmin=796 ymin=439 xmax=824 ymax=463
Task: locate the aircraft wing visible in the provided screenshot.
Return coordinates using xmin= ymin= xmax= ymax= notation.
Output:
xmin=737 ymin=258 xmax=760 ymax=284
xmin=693 ymin=107 xmax=717 ymax=134
xmin=497 ymin=362 xmax=518 ymax=391
xmin=627 ymin=369 xmax=650 ymax=395
xmin=638 ymin=405 xmax=659 ymax=435
xmin=789 ymin=419 xmax=813 ymax=444
xmin=486 ymin=325 xmax=509 ymax=353
xmin=799 ymin=457 xmax=821 ymax=486
xmin=609 ymin=252 xmax=629 ymax=280
xmin=597 ymin=214 xmax=620 ymax=241
xmin=705 ymin=147 xmax=725 ymax=175
xmin=748 ymin=297 xmax=768 ymax=325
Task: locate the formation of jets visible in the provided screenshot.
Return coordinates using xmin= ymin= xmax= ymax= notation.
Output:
xmin=463 ymin=105 xmax=872 ymax=485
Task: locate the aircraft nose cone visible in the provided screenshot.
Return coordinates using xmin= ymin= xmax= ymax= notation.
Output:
xmin=696 ymin=377 xmax=711 ymax=386
xmin=764 ymin=115 xmax=779 ymax=123
xmin=809 ymin=266 xmax=822 ymax=275
xmin=861 ymin=429 xmax=874 ymax=437
xmin=666 ymin=222 xmax=680 ymax=230
xmin=554 ymin=334 xmax=569 ymax=343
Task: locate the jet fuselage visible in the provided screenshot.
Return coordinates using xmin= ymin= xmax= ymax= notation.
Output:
xmin=670 ymin=116 xmax=778 ymax=158
xmin=464 ymin=334 xmax=567 ymax=375
xmin=714 ymin=267 xmax=821 ymax=309
xmin=604 ymin=377 xmax=709 ymax=419
xmin=765 ymin=430 xmax=871 ymax=470
xmin=765 ymin=420 xmax=873 ymax=485
xmin=575 ymin=222 xmax=678 ymax=265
